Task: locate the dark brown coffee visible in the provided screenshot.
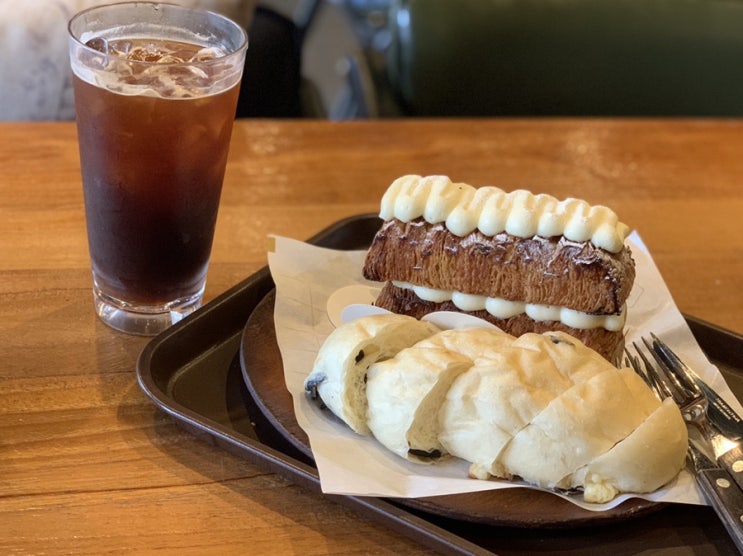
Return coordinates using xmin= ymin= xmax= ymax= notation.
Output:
xmin=72 ymin=38 xmax=240 ymax=306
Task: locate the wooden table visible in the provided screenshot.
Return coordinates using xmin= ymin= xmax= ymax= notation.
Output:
xmin=2 ymin=119 xmax=743 ymax=555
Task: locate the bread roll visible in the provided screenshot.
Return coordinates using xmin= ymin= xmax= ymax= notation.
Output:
xmin=366 ymin=346 xmax=471 ymax=462
xmin=572 ymin=399 xmax=689 ymax=503
xmin=413 ymin=326 xmax=514 ymax=361
xmin=306 ymin=314 xmax=688 ymax=503
xmin=497 ymin=367 xmax=657 ymax=490
xmin=439 ymin=332 xmax=604 ymax=480
xmin=305 ymin=314 xmax=440 ymax=434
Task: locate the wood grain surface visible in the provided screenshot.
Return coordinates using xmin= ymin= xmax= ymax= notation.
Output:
xmin=2 ymin=119 xmax=743 ymax=555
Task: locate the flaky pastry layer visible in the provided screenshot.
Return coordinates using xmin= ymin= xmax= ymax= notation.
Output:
xmin=363 ymin=218 xmax=635 ymax=315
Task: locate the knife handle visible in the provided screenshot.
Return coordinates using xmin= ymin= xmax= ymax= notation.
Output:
xmin=697 ymin=467 xmax=743 ymax=552
xmin=718 ymin=444 xmax=743 ymax=493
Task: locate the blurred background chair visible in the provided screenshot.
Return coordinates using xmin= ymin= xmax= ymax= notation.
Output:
xmin=372 ymin=0 xmax=743 ymax=117
xmin=236 ymin=0 xmax=327 ymax=117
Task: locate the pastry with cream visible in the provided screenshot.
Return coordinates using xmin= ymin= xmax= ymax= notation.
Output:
xmin=362 ymin=175 xmax=636 ymax=362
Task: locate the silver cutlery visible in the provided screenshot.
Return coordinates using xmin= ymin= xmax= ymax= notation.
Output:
xmin=631 ymin=335 xmax=743 ymax=491
xmin=647 ymin=333 xmax=743 ymax=442
xmin=626 ymin=337 xmax=743 ymax=552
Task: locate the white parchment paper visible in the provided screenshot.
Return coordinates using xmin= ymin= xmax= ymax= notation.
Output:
xmin=266 ymin=231 xmax=742 ymax=511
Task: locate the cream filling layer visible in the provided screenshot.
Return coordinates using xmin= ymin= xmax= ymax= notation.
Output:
xmin=392 ymin=281 xmax=626 ymax=332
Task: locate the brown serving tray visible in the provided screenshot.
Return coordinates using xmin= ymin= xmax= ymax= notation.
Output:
xmin=138 ymin=214 xmax=743 ymax=555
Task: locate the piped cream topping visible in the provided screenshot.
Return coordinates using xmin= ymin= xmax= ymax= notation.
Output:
xmin=379 ymin=175 xmax=630 ymax=253
xmin=392 ymin=281 xmax=626 ymax=331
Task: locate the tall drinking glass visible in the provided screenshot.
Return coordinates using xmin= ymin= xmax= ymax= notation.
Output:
xmin=68 ymin=2 xmax=248 ymax=335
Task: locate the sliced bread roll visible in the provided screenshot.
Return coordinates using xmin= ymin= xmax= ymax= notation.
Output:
xmin=366 ymin=346 xmax=472 ymax=462
xmin=439 ymin=340 xmax=585 ymax=480
xmin=571 ymin=398 xmax=689 ymax=503
xmin=440 ymin=331 xmax=684 ymax=493
xmin=498 ymin=367 xmax=660 ymax=490
xmin=305 ymin=314 xmax=440 ymax=434
xmin=307 ymin=313 xmax=688 ymax=502
xmin=413 ymin=326 xmax=514 ymax=361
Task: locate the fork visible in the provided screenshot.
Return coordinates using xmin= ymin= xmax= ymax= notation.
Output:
xmin=626 ymin=339 xmax=743 ymax=552
xmin=647 ymin=332 xmax=743 ymax=442
xmin=631 ymin=336 xmax=743 ymax=493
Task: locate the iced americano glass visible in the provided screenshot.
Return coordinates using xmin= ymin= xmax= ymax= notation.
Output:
xmin=68 ymin=3 xmax=248 ymax=335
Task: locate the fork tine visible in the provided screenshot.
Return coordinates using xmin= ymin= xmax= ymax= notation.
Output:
xmin=645 ymin=335 xmax=702 ymax=399
xmin=633 ymin=339 xmax=675 ymax=401
xmin=624 ymin=350 xmax=653 ymax=390
xmin=643 ymin=336 xmax=690 ymax=404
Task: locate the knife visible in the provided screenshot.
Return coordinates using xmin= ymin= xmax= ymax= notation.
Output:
xmin=689 ymin=443 xmax=743 ymax=553
xmin=699 ymin=379 xmax=743 ymax=441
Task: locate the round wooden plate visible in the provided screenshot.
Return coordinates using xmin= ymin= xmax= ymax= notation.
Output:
xmin=239 ymin=290 xmax=664 ymax=528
